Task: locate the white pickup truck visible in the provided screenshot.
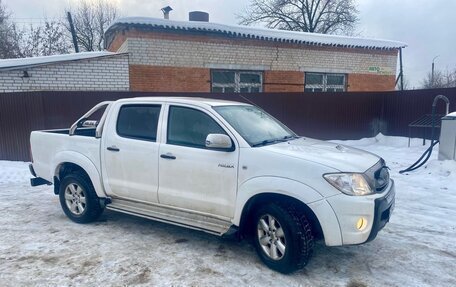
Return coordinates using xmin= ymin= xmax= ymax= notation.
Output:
xmin=29 ymin=97 xmax=395 ymax=273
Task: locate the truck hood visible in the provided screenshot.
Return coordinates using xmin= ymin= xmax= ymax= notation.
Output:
xmin=262 ymin=137 xmax=380 ymax=172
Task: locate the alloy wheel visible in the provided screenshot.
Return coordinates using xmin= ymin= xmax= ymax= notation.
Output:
xmin=257 ymin=214 xmax=286 ymax=260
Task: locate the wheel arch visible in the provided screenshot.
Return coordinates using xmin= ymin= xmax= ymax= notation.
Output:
xmin=238 ymin=193 xmax=324 ymax=241
xmin=52 ymin=151 xmax=107 ymax=198
xmin=234 ymin=176 xmax=343 ymax=245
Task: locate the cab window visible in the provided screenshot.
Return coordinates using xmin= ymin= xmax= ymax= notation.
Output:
xmin=116 ymin=105 xmax=161 ymax=141
xmin=167 ymin=106 xmax=227 ymax=148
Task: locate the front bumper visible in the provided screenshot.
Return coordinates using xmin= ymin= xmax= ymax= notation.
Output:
xmin=326 ymin=179 xmax=395 ymax=245
xmin=366 ymin=180 xmax=395 ymax=242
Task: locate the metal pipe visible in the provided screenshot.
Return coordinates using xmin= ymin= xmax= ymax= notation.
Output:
xmin=432 ymin=94 xmax=450 ymax=115
xmin=399 ymin=48 xmax=404 ymax=90
xmin=67 ymin=12 xmax=79 ymax=53
xmin=431 ymin=55 xmax=440 ymax=88
xmin=399 ymin=94 xmax=450 ymax=173
xmin=161 ymin=6 xmax=173 ymax=20
xmin=69 ymin=101 xmax=112 ymax=136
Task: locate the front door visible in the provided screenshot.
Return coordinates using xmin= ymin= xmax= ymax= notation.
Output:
xmin=102 ymin=104 xmax=162 ymax=203
xmin=158 ymin=105 xmax=238 ymax=218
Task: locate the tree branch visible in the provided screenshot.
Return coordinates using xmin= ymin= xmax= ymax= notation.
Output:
xmin=238 ymin=0 xmax=359 ymax=35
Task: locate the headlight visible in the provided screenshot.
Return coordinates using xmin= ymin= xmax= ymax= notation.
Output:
xmin=324 ymin=173 xmax=373 ymax=196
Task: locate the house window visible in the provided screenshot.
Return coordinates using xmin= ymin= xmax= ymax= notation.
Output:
xmin=305 ymin=73 xmax=346 ymax=92
xmin=211 ymin=70 xmax=263 ymax=93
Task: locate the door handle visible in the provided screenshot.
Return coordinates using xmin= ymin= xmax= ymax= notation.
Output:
xmin=160 ymin=154 xmax=176 ymax=160
xmin=107 ymin=146 xmax=120 ymax=152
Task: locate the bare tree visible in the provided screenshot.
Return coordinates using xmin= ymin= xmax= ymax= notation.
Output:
xmin=20 ymin=25 xmax=42 ymax=57
xmin=421 ymin=69 xmax=456 ymax=89
xmin=0 ymin=0 xmax=23 ymax=58
xmin=64 ymin=0 xmax=119 ymax=51
xmin=239 ymin=0 xmax=359 ymax=35
xmin=1 ymin=0 xmax=69 ymax=58
xmin=20 ymin=20 xmax=71 ymax=57
xmin=40 ymin=21 xmax=71 ymax=56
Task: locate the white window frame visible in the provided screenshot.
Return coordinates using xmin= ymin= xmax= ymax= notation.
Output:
xmin=211 ymin=70 xmax=263 ymax=93
xmin=305 ymin=73 xmax=346 ymax=92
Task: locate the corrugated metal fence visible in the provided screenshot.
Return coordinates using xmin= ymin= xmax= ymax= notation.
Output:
xmin=1 ymin=88 xmax=455 ymax=161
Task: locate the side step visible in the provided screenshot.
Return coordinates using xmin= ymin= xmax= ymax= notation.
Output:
xmin=106 ymin=198 xmax=233 ymax=236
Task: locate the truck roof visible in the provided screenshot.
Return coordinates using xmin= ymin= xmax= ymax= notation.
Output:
xmin=117 ymin=97 xmax=251 ymax=107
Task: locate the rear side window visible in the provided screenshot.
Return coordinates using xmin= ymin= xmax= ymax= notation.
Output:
xmin=116 ymin=105 xmax=161 ymax=141
xmin=167 ymin=106 xmax=227 ymax=148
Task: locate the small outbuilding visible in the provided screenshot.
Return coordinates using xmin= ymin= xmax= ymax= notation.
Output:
xmin=105 ymin=15 xmax=406 ymax=93
xmin=0 ymin=52 xmax=129 ymax=93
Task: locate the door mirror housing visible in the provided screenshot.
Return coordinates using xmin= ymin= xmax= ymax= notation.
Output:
xmin=205 ymin=134 xmax=233 ymax=150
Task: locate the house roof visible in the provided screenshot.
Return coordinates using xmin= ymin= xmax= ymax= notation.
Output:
xmin=0 ymin=51 xmax=122 ymax=71
xmin=107 ymin=17 xmax=407 ymax=50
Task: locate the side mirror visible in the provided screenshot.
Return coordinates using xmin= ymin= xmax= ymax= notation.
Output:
xmin=205 ymin=134 xmax=233 ymax=150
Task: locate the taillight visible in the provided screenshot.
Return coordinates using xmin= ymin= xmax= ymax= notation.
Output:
xmin=29 ymin=144 xmax=33 ymax=163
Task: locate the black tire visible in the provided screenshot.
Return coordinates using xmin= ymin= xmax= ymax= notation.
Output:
xmin=59 ymin=172 xmax=103 ymax=223
xmin=252 ymin=203 xmax=314 ymax=273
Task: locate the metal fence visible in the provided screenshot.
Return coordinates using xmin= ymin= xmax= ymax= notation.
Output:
xmin=1 ymin=88 xmax=455 ymax=161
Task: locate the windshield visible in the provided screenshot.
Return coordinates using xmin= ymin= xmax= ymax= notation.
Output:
xmin=214 ymin=105 xmax=297 ymax=147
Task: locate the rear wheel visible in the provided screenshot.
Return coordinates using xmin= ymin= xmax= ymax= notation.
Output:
xmin=59 ymin=173 xmax=103 ymax=223
xmin=253 ymin=203 xmax=314 ymax=273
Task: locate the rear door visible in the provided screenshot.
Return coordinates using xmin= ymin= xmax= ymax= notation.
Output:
xmin=158 ymin=104 xmax=238 ymax=218
xmin=101 ymin=102 xmax=163 ymax=203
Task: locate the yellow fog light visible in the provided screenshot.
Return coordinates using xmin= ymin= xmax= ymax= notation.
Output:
xmin=356 ymin=217 xmax=368 ymax=231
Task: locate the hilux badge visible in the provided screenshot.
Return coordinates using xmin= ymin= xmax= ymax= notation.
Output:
xmin=218 ymin=163 xmax=234 ymax=168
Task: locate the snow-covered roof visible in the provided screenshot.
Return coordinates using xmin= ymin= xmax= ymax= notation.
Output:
xmin=107 ymin=17 xmax=406 ymax=50
xmin=0 ymin=51 xmax=119 ymax=71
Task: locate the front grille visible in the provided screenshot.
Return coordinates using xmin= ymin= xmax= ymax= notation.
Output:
xmin=364 ymin=159 xmax=389 ymax=192
xmin=374 ymin=166 xmax=390 ymax=191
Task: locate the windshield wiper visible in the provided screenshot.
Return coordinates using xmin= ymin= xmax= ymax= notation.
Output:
xmin=252 ymin=139 xmax=282 ymax=147
xmin=252 ymin=135 xmax=298 ymax=147
xmin=282 ymin=135 xmax=300 ymax=140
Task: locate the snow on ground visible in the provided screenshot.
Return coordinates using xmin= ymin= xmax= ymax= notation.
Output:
xmin=0 ymin=135 xmax=455 ymax=287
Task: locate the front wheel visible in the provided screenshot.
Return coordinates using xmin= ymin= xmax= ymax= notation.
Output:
xmin=253 ymin=203 xmax=314 ymax=273
xmin=59 ymin=173 xmax=103 ymax=223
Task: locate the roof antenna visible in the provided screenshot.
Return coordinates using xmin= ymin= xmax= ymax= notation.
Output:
xmin=161 ymin=6 xmax=173 ymax=20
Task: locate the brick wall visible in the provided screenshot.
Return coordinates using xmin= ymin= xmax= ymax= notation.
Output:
xmin=130 ymin=65 xmax=210 ymax=92
xmin=108 ymin=33 xmax=128 ymax=52
xmin=0 ymin=54 xmax=129 ymax=93
xmin=129 ymin=64 xmax=396 ymax=93
xmin=264 ymin=71 xmax=397 ymax=92
xmin=117 ymin=40 xmax=129 ymax=53
xmin=348 ymin=74 xmax=397 ymax=91
xmin=264 ymin=71 xmax=304 ymax=92
xmin=124 ymin=38 xmax=397 ymax=75
xmin=108 ymin=29 xmax=399 ymax=92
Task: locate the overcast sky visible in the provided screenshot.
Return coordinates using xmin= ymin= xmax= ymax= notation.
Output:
xmin=4 ymin=0 xmax=456 ymax=88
